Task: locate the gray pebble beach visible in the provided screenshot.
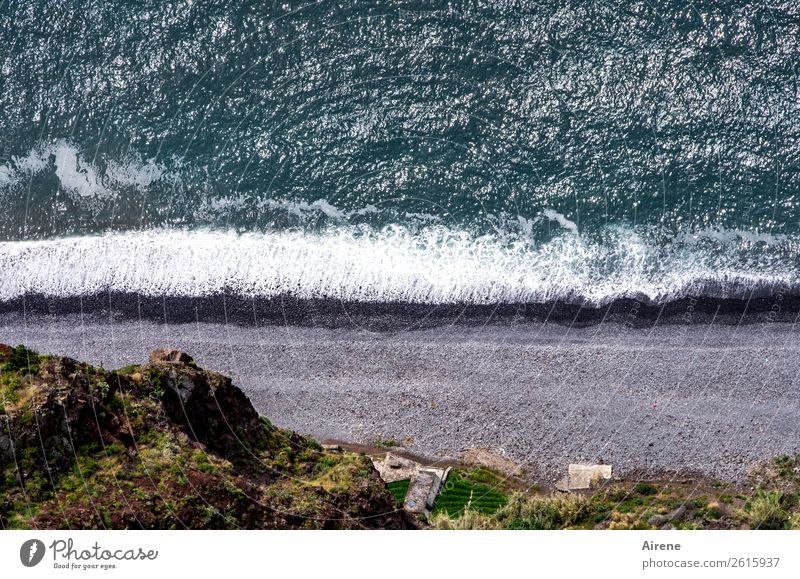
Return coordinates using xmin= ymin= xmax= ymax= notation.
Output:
xmin=2 ymin=314 xmax=798 ymax=483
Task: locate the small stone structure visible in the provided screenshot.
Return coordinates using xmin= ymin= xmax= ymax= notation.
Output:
xmin=371 ymin=453 xmax=451 ymax=515
xmin=404 ymin=467 xmax=450 ymax=515
xmin=372 ymin=452 xmax=423 ymax=483
xmin=556 ymin=463 xmax=613 ymax=491
xmin=372 ymin=452 xmax=450 ymax=515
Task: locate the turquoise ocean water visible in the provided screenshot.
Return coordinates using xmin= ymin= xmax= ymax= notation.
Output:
xmin=0 ymin=1 xmax=798 ymax=306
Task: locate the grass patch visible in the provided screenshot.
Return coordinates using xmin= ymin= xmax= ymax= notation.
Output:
xmin=633 ymin=482 xmax=658 ymax=496
xmin=192 ymin=450 xmax=218 ymax=475
xmin=433 ymin=471 xmax=508 ymax=517
xmin=459 ymin=466 xmax=510 ymax=488
xmin=746 ymin=490 xmax=788 ymax=530
xmin=387 ymin=479 xmax=410 ymax=504
xmin=114 ymin=364 xmax=141 ymax=375
xmin=309 ymin=455 xmax=370 ymax=492
xmin=432 ymin=492 xmax=590 ymax=530
xmin=2 ymin=345 xmax=40 ymax=375
xmin=774 ymin=454 xmax=800 ymax=477
xmin=506 ymin=493 xmax=592 ymax=530
xmin=0 ymin=373 xmax=23 ymax=409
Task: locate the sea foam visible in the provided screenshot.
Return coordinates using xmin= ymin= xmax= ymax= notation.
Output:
xmin=0 ymin=140 xmax=168 ymax=199
xmin=0 ymin=226 xmax=796 ymax=305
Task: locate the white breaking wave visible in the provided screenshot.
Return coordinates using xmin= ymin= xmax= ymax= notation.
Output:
xmin=260 ymin=198 xmax=380 ymax=220
xmin=194 ymin=194 xmax=386 ymax=223
xmin=0 ymin=226 xmax=796 ymax=305
xmin=0 ymin=140 xmax=168 ymax=198
xmin=50 ymin=142 xmax=109 ymax=197
xmin=541 ymin=209 xmax=579 ymax=233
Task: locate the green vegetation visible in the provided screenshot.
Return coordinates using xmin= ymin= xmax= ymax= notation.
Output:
xmin=387 ymin=479 xmax=410 ymax=504
xmin=457 ymin=465 xmax=509 ymax=488
xmin=774 ymin=454 xmax=800 ymax=480
xmin=431 ymin=455 xmax=800 ymax=530
xmin=0 ymin=346 xmax=36 ymax=413
xmin=308 ymin=454 xmax=375 ymax=493
xmin=0 ymin=346 xmax=411 ymax=530
xmin=144 ymin=366 xmax=166 ymax=399
xmin=740 ymin=453 xmax=800 ymax=530
xmin=2 ymin=345 xmax=41 ymax=375
xmin=432 ymin=469 xmax=508 ymax=517
xmin=432 ymin=492 xmax=588 ymax=530
xmin=745 ymin=490 xmax=789 ymax=530
xmin=633 ymin=482 xmax=658 ymax=496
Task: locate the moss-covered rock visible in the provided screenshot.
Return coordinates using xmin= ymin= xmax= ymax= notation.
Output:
xmin=0 ymin=345 xmax=414 ymax=530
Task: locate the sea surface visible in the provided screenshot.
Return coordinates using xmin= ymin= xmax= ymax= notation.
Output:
xmin=1 ymin=1 xmax=799 ymax=311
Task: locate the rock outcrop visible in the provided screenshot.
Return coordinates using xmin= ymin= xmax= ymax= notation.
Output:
xmin=0 ymin=344 xmax=415 ymax=529
xmin=145 ymin=348 xmax=265 ymax=459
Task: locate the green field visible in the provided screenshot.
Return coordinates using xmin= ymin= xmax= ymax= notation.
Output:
xmin=387 ymin=479 xmax=411 ymax=504
xmin=432 ymin=469 xmax=508 ymax=517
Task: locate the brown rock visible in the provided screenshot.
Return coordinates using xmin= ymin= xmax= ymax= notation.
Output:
xmin=0 ymin=343 xmax=12 ymax=361
xmin=144 ymin=351 xmax=264 ymax=458
xmin=149 ymin=349 xmax=195 ymax=365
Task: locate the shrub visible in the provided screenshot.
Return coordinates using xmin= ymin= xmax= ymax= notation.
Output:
xmin=633 ymin=482 xmax=658 ymax=496
xmin=747 ymin=490 xmax=788 ymax=530
xmin=3 ymin=345 xmax=40 ymax=375
xmin=507 ymin=493 xmax=590 ymax=529
xmin=704 ymin=501 xmax=722 ymax=520
xmin=431 ymin=492 xmax=592 ymax=530
xmin=430 ymin=507 xmax=498 ymax=530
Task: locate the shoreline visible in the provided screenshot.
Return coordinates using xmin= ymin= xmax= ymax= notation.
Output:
xmin=2 ymin=313 xmax=798 ymax=484
xmin=1 ymin=291 xmax=800 ymax=329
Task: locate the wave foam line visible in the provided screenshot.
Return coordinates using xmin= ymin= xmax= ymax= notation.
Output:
xmin=0 ymin=140 xmax=168 ymax=199
xmin=0 ymin=227 xmax=797 ymax=305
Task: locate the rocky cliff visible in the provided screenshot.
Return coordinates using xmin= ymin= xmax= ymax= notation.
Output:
xmin=0 ymin=344 xmax=414 ymax=529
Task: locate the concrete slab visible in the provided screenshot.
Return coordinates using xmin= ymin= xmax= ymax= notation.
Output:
xmin=567 ymin=463 xmax=612 ymax=490
xmin=372 ymin=452 xmax=422 ymax=483
xmin=404 ymin=467 xmax=450 ymax=515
